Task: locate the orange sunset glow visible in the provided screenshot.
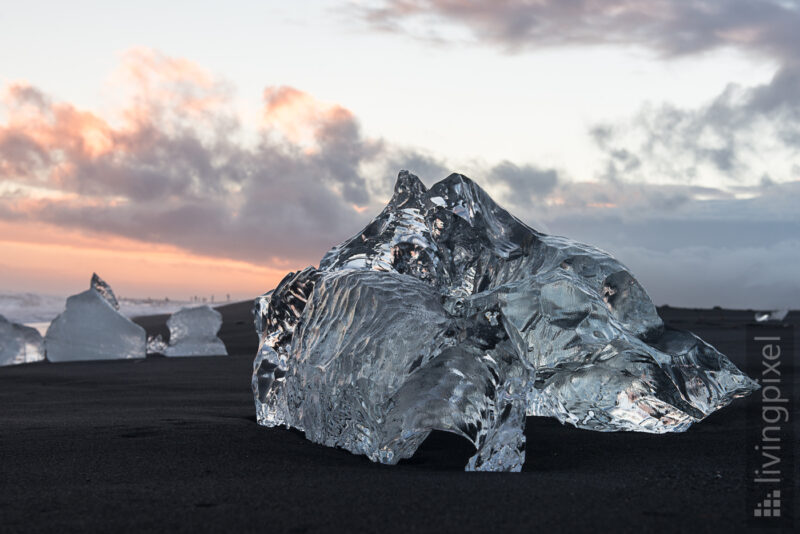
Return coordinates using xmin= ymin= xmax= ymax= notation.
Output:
xmin=0 ymin=219 xmax=288 ymax=299
xmin=0 ymin=50 xmax=374 ymax=300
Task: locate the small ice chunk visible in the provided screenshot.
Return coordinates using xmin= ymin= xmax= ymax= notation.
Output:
xmin=755 ymin=309 xmax=789 ymax=322
xmin=45 ymin=275 xmax=146 ymax=362
xmin=0 ymin=314 xmax=45 ymax=366
xmin=146 ymin=334 xmax=168 ymax=355
xmin=164 ymin=305 xmax=227 ymax=357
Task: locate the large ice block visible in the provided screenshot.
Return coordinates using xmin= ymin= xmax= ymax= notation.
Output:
xmin=0 ymin=314 xmax=45 ymax=366
xmin=45 ymin=274 xmax=146 ymax=362
xmin=252 ymin=171 xmax=759 ymax=471
xmin=164 ymin=305 xmax=227 ymax=357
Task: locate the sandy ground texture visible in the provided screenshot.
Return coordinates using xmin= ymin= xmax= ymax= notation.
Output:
xmin=0 ymin=302 xmax=797 ymax=533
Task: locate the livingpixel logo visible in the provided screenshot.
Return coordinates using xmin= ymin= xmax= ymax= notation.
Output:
xmin=753 ymin=490 xmax=782 ymax=518
xmin=747 ymin=325 xmax=795 ymax=527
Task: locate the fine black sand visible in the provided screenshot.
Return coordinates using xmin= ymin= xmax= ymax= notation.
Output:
xmin=1 ymin=303 xmax=796 ymax=532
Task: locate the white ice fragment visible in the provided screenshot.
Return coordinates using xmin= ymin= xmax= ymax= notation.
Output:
xmin=0 ymin=314 xmax=45 ymax=366
xmin=755 ymin=309 xmax=789 ymax=322
xmin=146 ymin=334 xmax=168 ymax=355
xmin=164 ymin=305 xmax=227 ymax=357
xmin=45 ymin=275 xmax=146 ymax=362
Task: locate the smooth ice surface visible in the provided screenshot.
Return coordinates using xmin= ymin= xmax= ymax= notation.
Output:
xmin=0 ymin=314 xmax=45 ymax=366
xmin=45 ymin=275 xmax=146 ymax=362
xmin=252 ymin=171 xmax=759 ymax=471
xmin=164 ymin=306 xmax=227 ymax=357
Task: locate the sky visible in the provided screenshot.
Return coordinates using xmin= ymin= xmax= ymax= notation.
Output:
xmin=0 ymin=0 xmax=798 ymax=308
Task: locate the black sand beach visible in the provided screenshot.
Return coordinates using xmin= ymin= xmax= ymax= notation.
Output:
xmin=0 ymin=304 xmax=796 ymax=533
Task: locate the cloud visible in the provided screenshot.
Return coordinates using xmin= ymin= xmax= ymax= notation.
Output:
xmin=380 ymin=149 xmax=448 ymax=187
xmin=359 ymin=0 xmax=800 ymax=60
xmin=118 ymin=47 xmax=232 ymax=119
xmin=0 ymin=50 xmax=394 ymax=266
xmin=361 ymin=1 xmax=800 ymax=189
xmin=489 ymin=160 xmax=559 ymax=200
xmin=507 ymin=179 xmax=800 ymax=309
xmin=0 ymin=49 xmax=556 ymax=273
xmin=263 ymin=86 xmax=353 ymax=146
xmin=2 ymin=48 xmax=797 ymax=308
xmin=478 ymin=173 xmax=800 ymax=309
xmin=609 ymin=240 xmax=800 ymax=309
xmin=591 ymin=62 xmax=800 ymax=185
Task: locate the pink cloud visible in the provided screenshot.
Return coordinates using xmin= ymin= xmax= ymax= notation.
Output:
xmin=0 ymin=48 xmax=389 ymax=273
xmin=262 ymin=85 xmax=357 ymax=148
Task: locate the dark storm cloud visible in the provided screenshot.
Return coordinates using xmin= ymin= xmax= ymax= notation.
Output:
xmin=359 ymin=0 xmax=800 ymax=60
xmin=490 ymin=160 xmax=559 ymax=197
xmin=383 ymin=150 xmax=449 ymax=186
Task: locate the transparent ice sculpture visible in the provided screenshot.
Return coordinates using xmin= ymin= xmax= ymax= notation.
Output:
xmin=164 ymin=305 xmax=227 ymax=357
xmin=45 ymin=274 xmax=146 ymax=362
xmin=0 ymin=314 xmax=45 ymax=366
xmin=252 ymin=171 xmax=759 ymax=472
